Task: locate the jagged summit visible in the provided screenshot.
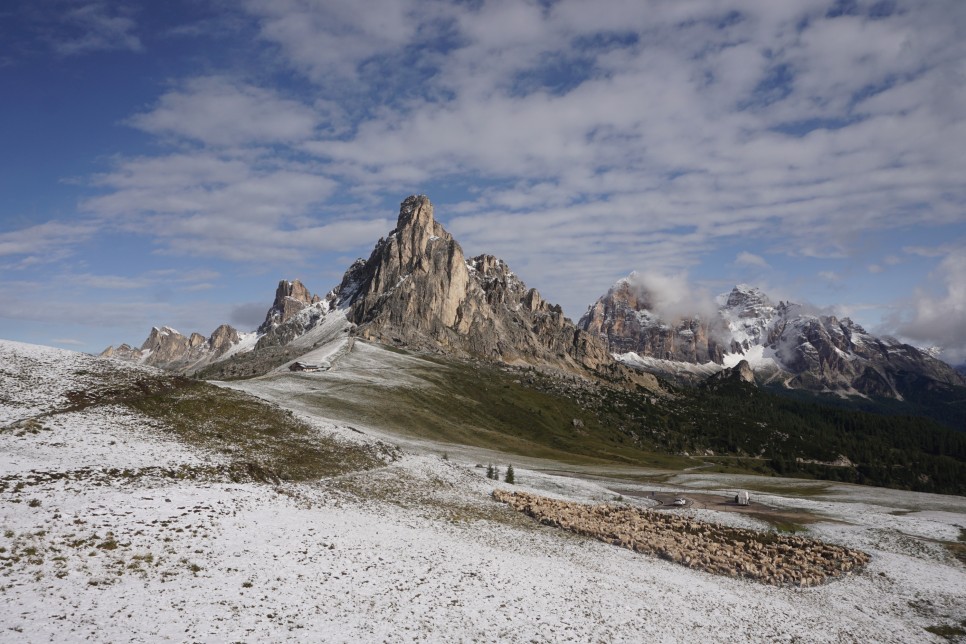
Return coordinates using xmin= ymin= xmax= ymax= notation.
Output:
xmin=334 ymin=195 xmax=616 ymax=375
xmin=101 ymin=322 xmax=246 ymax=371
xmin=579 ymin=277 xmax=723 ymax=364
xmin=395 ymin=193 xmax=439 ymax=233
xmin=580 ymin=273 xmax=965 ymax=398
xmin=258 ymin=279 xmax=321 ymax=335
xmin=102 ymin=195 xmax=642 ymax=383
xmin=723 ymin=284 xmax=774 ymax=315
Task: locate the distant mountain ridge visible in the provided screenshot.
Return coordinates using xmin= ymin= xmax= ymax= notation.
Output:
xmin=100 ymin=323 xmax=254 ymax=372
xmin=579 ymin=276 xmax=964 ymax=399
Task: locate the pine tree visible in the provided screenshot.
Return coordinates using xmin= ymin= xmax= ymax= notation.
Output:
xmin=504 ymin=464 xmax=515 ymax=484
xmin=486 ymin=464 xmax=494 ymax=480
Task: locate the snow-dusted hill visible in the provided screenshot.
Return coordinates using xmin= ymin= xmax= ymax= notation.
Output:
xmin=2 ymin=339 xmax=964 ymax=641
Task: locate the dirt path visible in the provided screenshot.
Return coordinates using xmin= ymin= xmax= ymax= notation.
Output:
xmin=618 ymin=488 xmax=824 ymax=531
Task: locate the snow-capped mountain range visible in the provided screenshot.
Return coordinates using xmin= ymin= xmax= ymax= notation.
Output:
xmin=579 ymin=277 xmax=964 ymax=398
xmin=102 ymin=195 xmax=963 ymax=401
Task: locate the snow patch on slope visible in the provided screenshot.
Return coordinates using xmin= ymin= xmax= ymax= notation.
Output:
xmin=2 ymin=339 xmax=964 ymax=642
xmin=721 ymin=344 xmax=779 ymax=370
xmin=616 ymin=352 xmax=723 ymax=378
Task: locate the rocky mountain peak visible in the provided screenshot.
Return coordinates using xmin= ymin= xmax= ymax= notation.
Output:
xmin=258 ymin=279 xmax=320 ymax=334
xmin=704 ymin=359 xmax=757 ymax=390
xmin=578 ymin=275 xmax=723 ymax=364
xmin=586 ymin=274 xmax=964 ymax=399
xmin=396 ymin=194 xmax=437 ymax=233
xmin=208 ymin=324 xmax=240 ymax=354
xmin=724 ymin=284 xmax=774 ymax=317
xmin=111 ymin=322 xmax=243 ymax=370
xmin=331 ymin=195 xmax=622 ymax=376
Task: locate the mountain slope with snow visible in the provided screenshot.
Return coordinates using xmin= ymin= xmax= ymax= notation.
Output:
xmin=2 ymin=338 xmax=964 ymax=641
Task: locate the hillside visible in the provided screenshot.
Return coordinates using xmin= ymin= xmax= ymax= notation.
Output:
xmin=97 ymin=195 xmax=965 ymax=495
xmin=3 ymin=339 xmax=966 ymax=641
xmin=204 ymin=331 xmax=966 ymax=495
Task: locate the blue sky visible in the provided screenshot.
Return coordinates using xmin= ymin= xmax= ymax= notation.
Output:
xmin=1 ymin=0 xmax=965 ymax=363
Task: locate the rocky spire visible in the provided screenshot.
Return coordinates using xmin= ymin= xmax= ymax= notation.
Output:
xmin=332 ymin=195 xmax=619 ymax=375
xmin=258 ymin=279 xmax=320 ymax=334
xmin=344 ymin=194 xmax=470 ymax=332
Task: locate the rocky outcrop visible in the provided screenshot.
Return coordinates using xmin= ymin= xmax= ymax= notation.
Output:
xmin=494 ymin=489 xmax=869 ymax=587
xmin=704 ymin=359 xmax=756 ymax=390
xmin=579 ymin=277 xmax=724 ymax=363
xmin=98 ymin=343 xmax=142 ymax=362
xmin=332 ymin=195 xmax=616 ymax=375
xmin=208 ymin=324 xmax=240 ymax=355
xmin=583 ymin=278 xmax=965 ymax=399
xmin=100 ymin=323 xmax=247 ymax=372
xmin=257 ymin=279 xmax=320 ymax=334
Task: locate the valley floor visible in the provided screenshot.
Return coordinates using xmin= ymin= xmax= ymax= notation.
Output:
xmin=1 ymin=340 xmax=965 ymax=642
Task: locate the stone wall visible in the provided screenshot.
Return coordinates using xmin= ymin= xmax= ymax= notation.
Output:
xmin=493 ymin=489 xmax=869 ymax=587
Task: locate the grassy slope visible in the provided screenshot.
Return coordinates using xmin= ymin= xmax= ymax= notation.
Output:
xmin=122 ymin=378 xmax=391 ymax=481
xmin=274 ymin=353 xmax=693 ymax=470
xmin=228 ymin=341 xmax=966 ymax=494
xmin=49 ymin=368 xmax=390 ymax=482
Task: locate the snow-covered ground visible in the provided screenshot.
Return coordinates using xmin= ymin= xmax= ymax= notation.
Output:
xmin=2 ymin=339 xmax=965 ymax=642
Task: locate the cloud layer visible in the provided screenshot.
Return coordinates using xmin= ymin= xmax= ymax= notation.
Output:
xmin=3 ymin=0 xmax=965 ymax=359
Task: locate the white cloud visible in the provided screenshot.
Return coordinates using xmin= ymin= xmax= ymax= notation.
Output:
xmin=242 ymin=0 xmax=429 ymax=81
xmin=128 ymin=77 xmax=320 ymax=147
xmin=79 ymin=149 xmax=392 ymax=262
xmin=0 ymin=221 xmax=95 ymax=262
xmin=61 ymin=268 xmax=221 ymax=292
xmin=735 ymin=251 xmax=769 ymax=269
xmin=896 ymin=246 xmax=966 ymax=364
xmin=50 ymin=338 xmax=86 ymax=346
xmin=52 ymin=2 xmax=142 ymax=55
xmin=26 ymin=0 xmax=963 ymax=321
xmin=624 ymin=271 xmax=720 ymax=321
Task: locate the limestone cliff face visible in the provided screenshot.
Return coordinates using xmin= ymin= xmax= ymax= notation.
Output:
xmin=579 ymin=278 xmax=724 ymax=364
xmin=208 ymin=324 xmax=240 ymax=355
xmin=334 ymin=195 xmax=614 ymax=374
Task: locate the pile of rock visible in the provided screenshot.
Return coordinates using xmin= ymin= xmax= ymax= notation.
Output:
xmin=493 ymin=489 xmax=869 ymax=587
